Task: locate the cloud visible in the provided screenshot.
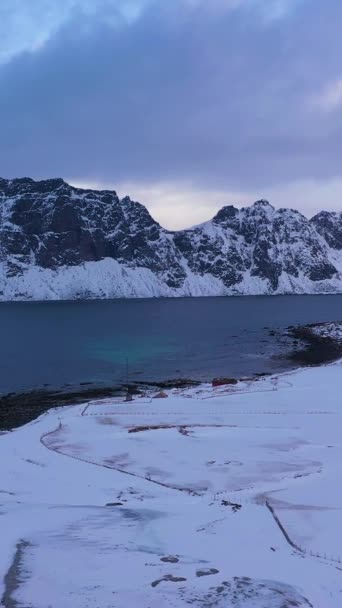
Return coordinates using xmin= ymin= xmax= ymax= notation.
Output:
xmin=0 ymin=0 xmax=151 ymax=62
xmin=72 ymin=176 xmax=342 ymax=229
xmin=0 ymin=0 xmax=74 ymax=61
xmin=311 ymin=78 xmax=342 ymax=112
xmin=72 ymin=178 xmax=254 ymax=229
xmin=0 ymin=0 xmax=342 ymax=224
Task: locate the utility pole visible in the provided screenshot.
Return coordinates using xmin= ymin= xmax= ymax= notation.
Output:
xmin=125 ymin=357 xmax=133 ymax=402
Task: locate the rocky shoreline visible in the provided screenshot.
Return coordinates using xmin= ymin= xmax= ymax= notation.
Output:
xmin=1 ymin=321 xmax=341 ymax=431
xmin=0 ymin=385 xmax=124 ymax=432
xmin=286 ymin=321 xmax=342 ymax=366
xmin=0 ymin=380 xmax=201 ymax=432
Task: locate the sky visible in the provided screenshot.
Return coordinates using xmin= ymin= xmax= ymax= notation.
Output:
xmin=1 ymin=0 xmax=342 ymax=229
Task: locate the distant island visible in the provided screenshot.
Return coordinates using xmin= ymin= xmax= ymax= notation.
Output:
xmin=1 ymin=177 xmax=342 ymax=301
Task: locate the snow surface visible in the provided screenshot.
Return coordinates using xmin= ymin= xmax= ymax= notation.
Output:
xmin=310 ymin=321 xmax=342 ymax=342
xmin=2 ymin=256 xmax=342 ymax=301
xmin=2 ymin=180 xmax=342 ymax=300
xmin=1 ymin=364 xmax=342 ymax=605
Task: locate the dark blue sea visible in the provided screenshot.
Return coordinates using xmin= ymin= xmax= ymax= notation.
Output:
xmin=0 ymin=295 xmax=341 ymax=394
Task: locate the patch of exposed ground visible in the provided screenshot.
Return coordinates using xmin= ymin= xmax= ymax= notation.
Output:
xmin=180 ymin=577 xmax=314 ymax=607
xmin=1 ymin=540 xmax=31 ymax=608
xmin=161 ymin=555 xmax=179 ymax=563
xmin=196 ymin=568 xmax=220 ymax=577
xmin=128 ymin=424 xmax=237 ymax=434
xmin=0 ymin=379 xmax=201 ymax=431
xmin=151 ymin=574 xmax=187 ymax=587
xmin=0 ymin=386 xmax=125 ymax=431
xmin=286 ymin=322 xmax=342 ymax=366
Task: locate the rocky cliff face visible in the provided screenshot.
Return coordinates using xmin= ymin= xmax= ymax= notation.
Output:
xmin=1 ymin=178 xmax=342 ymax=300
xmin=311 ymin=210 xmax=342 ymax=251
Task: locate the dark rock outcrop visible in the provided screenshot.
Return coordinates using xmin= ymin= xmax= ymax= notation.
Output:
xmin=1 ymin=178 xmax=341 ymax=299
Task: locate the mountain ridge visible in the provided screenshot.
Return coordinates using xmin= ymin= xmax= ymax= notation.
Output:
xmin=1 ymin=177 xmax=342 ymax=300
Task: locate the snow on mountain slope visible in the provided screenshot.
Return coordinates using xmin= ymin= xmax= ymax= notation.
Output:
xmin=1 ymin=178 xmax=342 ymax=300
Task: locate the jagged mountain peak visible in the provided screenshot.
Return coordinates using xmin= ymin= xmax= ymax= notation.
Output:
xmin=311 ymin=209 xmax=342 ymax=250
xmin=121 ymin=195 xmax=132 ymax=204
xmin=212 ymin=200 xmax=277 ymax=228
xmin=213 ymin=199 xmax=274 ymax=219
xmin=243 ymin=200 xmax=276 ymax=218
xmin=119 ymin=195 xmax=162 ymax=231
xmin=212 ymin=204 xmax=239 ymax=226
xmin=0 ymin=177 xmax=120 ymax=200
xmin=251 ymin=199 xmax=273 ymax=208
xmin=313 ymin=209 xmax=341 ymax=217
xmin=1 ymin=177 xmax=342 ymax=300
xmin=0 ymin=176 xmax=68 ymax=197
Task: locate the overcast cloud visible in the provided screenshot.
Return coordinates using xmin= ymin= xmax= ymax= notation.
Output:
xmin=0 ymin=0 xmax=341 ymax=227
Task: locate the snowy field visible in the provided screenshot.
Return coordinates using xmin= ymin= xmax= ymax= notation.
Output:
xmin=1 ymin=364 xmax=342 ymax=606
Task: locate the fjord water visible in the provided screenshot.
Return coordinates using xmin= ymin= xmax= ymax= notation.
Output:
xmin=1 ymin=295 xmax=342 ymax=394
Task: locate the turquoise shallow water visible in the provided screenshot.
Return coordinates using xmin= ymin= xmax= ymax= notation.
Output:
xmin=90 ymin=338 xmax=178 ymax=366
xmin=0 ymin=294 xmax=341 ymax=394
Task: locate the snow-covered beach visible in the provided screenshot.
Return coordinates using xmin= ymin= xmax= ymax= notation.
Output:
xmin=3 ymin=1 xmax=342 ymax=605
xmin=1 ymin=358 xmax=342 ymax=606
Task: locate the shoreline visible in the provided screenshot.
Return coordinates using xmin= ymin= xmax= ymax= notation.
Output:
xmin=1 ymin=353 xmax=341 ymax=606
xmin=1 ymin=321 xmax=341 ymax=432
xmin=286 ymin=321 xmax=342 ymax=366
xmin=1 ymin=292 xmax=342 ymax=305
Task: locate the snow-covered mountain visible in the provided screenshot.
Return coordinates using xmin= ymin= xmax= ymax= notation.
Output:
xmin=1 ymin=177 xmax=342 ymax=300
